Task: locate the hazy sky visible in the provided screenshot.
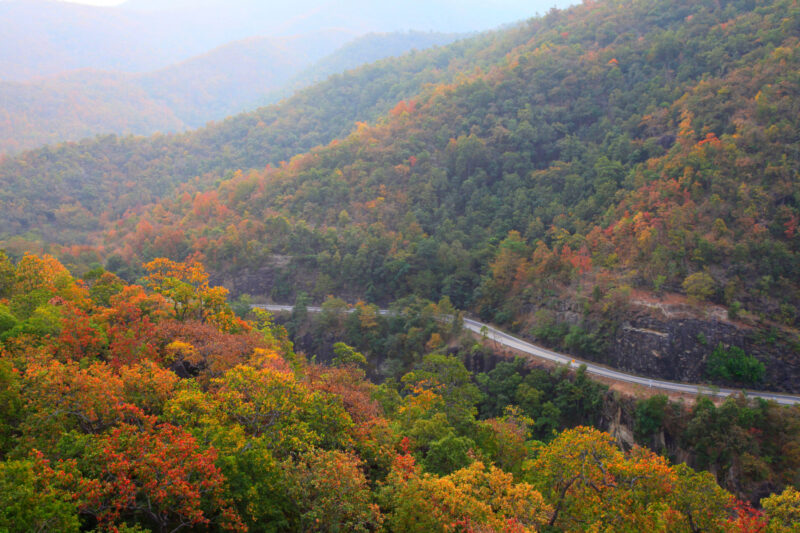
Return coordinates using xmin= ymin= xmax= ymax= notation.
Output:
xmin=61 ymin=0 xmax=126 ymax=5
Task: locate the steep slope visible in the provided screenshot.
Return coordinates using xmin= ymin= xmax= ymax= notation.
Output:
xmin=84 ymin=0 xmax=800 ymax=390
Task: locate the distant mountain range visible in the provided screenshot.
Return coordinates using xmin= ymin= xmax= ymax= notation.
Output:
xmin=1 ymin=0 xmax=577 ymax=81
xmin=0 ymin=30 xmax=464 ymax=154
xmin=0 ymin=0 xmax=573 ymax=153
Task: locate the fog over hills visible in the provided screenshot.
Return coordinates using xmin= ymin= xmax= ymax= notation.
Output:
xmin=0 ymin=0 xmax=568 ymax=152
xmin=2 ymin=0 xmax=577 ymax=81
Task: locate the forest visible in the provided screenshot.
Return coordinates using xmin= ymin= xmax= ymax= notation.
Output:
xmin=2 ymin=251 xmax=800 ymax=532
xmin=7 ymin=0 xmax=789 ymax=389
xmin=2 ymin=0 xmax=800 ymax=529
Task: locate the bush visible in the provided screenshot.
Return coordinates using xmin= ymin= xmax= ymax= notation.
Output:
xmin=683 ymin=272 xmax=716 ymax=302
xmin=705 ymin=343 xmax=765 ymax=385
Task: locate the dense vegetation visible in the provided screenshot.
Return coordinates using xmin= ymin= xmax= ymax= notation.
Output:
xmin=47 ymin=0 xmax=795 ymax=362
xmin=0 ymin=21 xmax=534 ymax=243
xmin=287 ymin=305 xmax=800 ymax=504
xmin=5 ymin=0 xmax=800 ymax=529
xmin=3 ymin=251 xmax=800 ymax=532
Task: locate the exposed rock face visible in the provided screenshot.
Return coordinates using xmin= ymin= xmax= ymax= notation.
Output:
xmin=537 ymin=300 xmax=800 ymax=393
xmin=609 ymin=314 xmax=798 ymax=393
xmin=210 ymin=256 xmax=291 ymax=299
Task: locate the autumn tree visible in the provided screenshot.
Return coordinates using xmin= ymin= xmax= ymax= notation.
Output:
xmin=530 ymin=426 xmax=677 ymax=531
xmin=282 ymin=449 xmax=383 ymax=532
xmin=763 ymin=487 xmax=800 ymax=533
xmin=143 ymin=258 xmax=239 ymax=332
xmin=383 ymin=454 xmax=551 ymax=532
xmin=82 ymin=422 xmax=244 ymax=533
xmin=0 ymin=452 xmax=84 ymax=533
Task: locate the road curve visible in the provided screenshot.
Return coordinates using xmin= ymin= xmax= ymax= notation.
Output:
xmin=254 ymin=304 xmax=800 ymax=406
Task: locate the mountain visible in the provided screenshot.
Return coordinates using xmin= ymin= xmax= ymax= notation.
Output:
xmin=2 ymin=0 xmax=800 ymax=392
xmin=119 ymin=0 xmax=579 ymax=34
xmin=263 ymin=31 xmax=467 ymax=105
xmin=1 ymin=0 xmax=577 ymax=82
xmin=0 ymin=30 xmax=465 ymax=153
xmin=0 ymin=23 xmax=526 ymax=238
xmin=0 ymin=0 xmax=194 ymax=80
xmin=125 ymin=30 xmax=356 ymax=128
xmin=0 ymin=70 xmax=184 ymax=154
xmin=5 ymin=2 xmax=800 ymax=525
xmin=107 ymin=0 xmax=800 ymax=392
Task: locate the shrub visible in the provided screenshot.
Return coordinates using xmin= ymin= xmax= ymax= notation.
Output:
xmin=705 ymin=343 xmax=765 ymax=385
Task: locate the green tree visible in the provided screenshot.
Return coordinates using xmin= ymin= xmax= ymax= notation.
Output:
xmin=705 ymin=343 xmax=765 ymax=385
xmin=683 ymin=271 xmax=716 ymax=302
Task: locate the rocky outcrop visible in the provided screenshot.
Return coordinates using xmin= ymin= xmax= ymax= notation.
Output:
xmin=533 ymin=300 xmax=800 ymax=394
xmin=210 ymin=255 xmax=292 ymax=299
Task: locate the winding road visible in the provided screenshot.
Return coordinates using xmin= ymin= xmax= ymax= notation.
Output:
xmin=254 ymin=304 xmax=800 ymax=406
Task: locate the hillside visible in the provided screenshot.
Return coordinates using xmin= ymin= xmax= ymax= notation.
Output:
xmin=5 ymin=1 xmax=800 ymax=529
xmin=1 ymin=0 xmax=576 ymax=82
xmin=86 ymin=0 xmax=800 ymax=391
xmin=0 ymin=23 xmax=534 ymax=241
xmin=134 ymin=31 xmax=356 ymax=128
xmin=2 ymin=251 xmax=797 ymax=530
xmin=0 ymin=71 xmax=185 ymax=155
xmin=0 ymin=0 xmax=200 ymax=80
xmin=259 ymin=31 xmax=466 ymax=106
xmin=2 ymin=0 xmax=800 ymax=393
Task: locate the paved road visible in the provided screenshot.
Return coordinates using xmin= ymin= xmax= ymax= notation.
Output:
xmin=255 ymin=304 xmax=800 ymax=406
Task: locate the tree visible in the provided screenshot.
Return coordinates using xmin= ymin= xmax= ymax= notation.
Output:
xmin=282 ymin=449 xmax=383 ymax=532
xmin=666 ymin=464 xmax=732 ymax=533
xmin=683 ymin=271 xmax=716 ymax=302
xmin=422 ymin=434 xmax=475 ymax=475
xmin=531 ymin=426 xmax=677 ymax=531
xmin=474 ymin=406 xmax=533 ymax=476
xmin=143 ymin=258 xmax=240 ymax=332
xmin=0 ymin=453 xmax=83 ymax=533
xmin=0 ymin=358 xmax=22 ymax=456
xmin=20 ymin=360 xmax=139 ymax=450
xmin=705 ymin=343 xmax=765 ymax=385
xmin=332 ymin=342 xmax=367 ymax=368
xmin=0 ymin=251 xmax=14 ymax=299
xmin=83 ymin=422 xmax=244 ymax=533
xmin=383 ymin=455 xmax=551 ymax=532
xmin=213 ymin=364 xmax=352 ymax=455
xmin=762 ymin=487 xmax=800 ymax=533
xmin=401 ymin=354 xmax=482 ymax=431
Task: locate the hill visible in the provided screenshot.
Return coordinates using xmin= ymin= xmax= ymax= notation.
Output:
xmin=98 ymin=0 xmax=800 ymax=391
xmin=0 ymin=70 xmax=184 ymax=154
xmin=0 ymin=23 xmax=529 ymax=240
xmin=0 ymin=30 xmax=465 ymax=154
xmin=259 ymin=31 xmax=466 ymax=106
xmin=2 ymin=251 xmax=795 ymax=530
xmin=0 ymin=0 xmax=196 ymax=80
xmin=2 ymin=0 xmax=800 ymax=392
